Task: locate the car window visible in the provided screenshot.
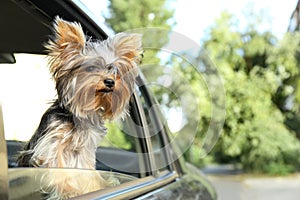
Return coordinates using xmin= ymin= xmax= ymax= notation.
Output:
xmin=0 ymin=53 xmax=145 ymax=197
xmin=0 ymin=54 xmax=56 ymax=142
xmin=1 ymin=53 xmax=177 ymax=199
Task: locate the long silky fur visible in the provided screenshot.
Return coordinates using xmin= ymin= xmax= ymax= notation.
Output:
xmin=17 ymin=16 xmax=142 ymax=199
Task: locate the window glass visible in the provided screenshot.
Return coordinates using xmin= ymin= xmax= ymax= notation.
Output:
xmin=97 ymin=115 xmax=147 ymax=177
xmin=137 ymin=83 xmax=170 ymax=172
xmin=0 ymin=54 xmax=55 ymax=142
xmin=100 ymin=120 xmax=137 ymax=151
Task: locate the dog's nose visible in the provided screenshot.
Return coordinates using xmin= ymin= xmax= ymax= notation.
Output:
xmin=104 ymin=78 xmax=115 ymax=88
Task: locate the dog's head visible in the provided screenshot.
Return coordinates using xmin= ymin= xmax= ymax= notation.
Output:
xmin=45 ymin=17 xmax=143 ymax=121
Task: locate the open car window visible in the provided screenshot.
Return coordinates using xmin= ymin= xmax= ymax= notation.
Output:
xmin=0 ymin=54 xmax=56 ymax=142
xmin=1 ymin=53 xmax=177 ymax=199
xmin=0 ymin=53 xmax=147 ymax=173
xmin=1 ymin=53 xmax=141 ymax=193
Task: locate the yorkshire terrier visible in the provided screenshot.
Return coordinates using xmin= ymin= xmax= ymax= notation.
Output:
xmin=17 ymin=17 xmax=142 ymax=199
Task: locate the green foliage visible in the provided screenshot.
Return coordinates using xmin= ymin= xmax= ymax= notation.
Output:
xmin=100 ymin=122 xmax=133 ymax=150
xmin=106 ymin=0 xmax=175 ymax=66
xmin=106 ymin=1 xmax=300 ymax=175
xmin=106 ymin=0 xmax=174 ymax=32
xmin=239 ymin=122 xmax=300 ymax=175
xmin=201 ymin=11 xmax=300 ymax=174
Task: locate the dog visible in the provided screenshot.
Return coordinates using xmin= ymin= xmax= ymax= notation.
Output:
xmin=17 ymin=16 xmax=142 ymax=199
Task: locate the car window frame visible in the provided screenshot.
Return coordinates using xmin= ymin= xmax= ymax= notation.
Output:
xmin=136 ymin=75 xmax=184 ymax=176
xmin=73 ymin=171 xmax=178 ymax=200
xmin=0 ymin=103 xmax=9 ymax=200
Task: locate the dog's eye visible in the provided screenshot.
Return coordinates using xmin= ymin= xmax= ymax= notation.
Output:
xmin=107 ymin=64 xmax=113 ymax=71
xmin=85 ymin=66 xmax=98 ymax=72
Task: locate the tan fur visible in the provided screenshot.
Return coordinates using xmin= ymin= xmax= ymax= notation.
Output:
xmin=40 ymin=169 xmax=109 ymax=199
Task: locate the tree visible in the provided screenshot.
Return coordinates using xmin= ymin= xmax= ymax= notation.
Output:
xmin=270 ymin=32 xmax=300 ymax=139
xmin=200 ymin=12 xmax=300 ymax=174
xmin=106 ymin=0 xmax=174 ymax=32
xmin=105 ymin=2 xmax=300 ymax=174
xmin=106 ymin=0 xmax=175 ymax=70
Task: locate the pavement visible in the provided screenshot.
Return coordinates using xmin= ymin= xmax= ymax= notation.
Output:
xmin=202 ymin=165 xmax=300 ymax=200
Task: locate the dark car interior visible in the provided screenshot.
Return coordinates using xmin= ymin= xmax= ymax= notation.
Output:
xmin=0 ymin=0 xmax=107 ymax=62
xmin=1 ymin=0 xmax=142 ymax=178
xmin=7 ymin=139 xmax=141 ymax=177
xmin=0 ymin=0 xmax=50 ymax=55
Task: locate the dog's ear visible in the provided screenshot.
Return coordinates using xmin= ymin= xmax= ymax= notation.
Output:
xmin=48 ymin=16 xmax=86 ymax=51
xmin=45 ymin=16 xmax=85 ymax=60
xmin=112 ymin=33 xmax=143 ymax=62
xmin=46 ymin=17 xmax=86 ymax=76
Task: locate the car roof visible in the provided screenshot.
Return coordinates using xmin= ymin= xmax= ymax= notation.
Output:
xmin=0 ymin=0 xmax=110 ymax=54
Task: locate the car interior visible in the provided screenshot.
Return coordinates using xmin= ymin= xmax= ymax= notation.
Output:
xmin=0 ymin=0 xmax=50 ymax=55
xmin=0 ymin=0 xmax=107 ymax=62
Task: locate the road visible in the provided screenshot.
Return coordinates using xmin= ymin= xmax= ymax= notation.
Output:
xmin=206 ymin=173 xmax=300 ymax=200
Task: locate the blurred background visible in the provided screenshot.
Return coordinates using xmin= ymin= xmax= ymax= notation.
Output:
xmin=92 ymin=0 xmax=300 ymax=199
xmin=90 ymin=0 xmax=300 ymax=176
